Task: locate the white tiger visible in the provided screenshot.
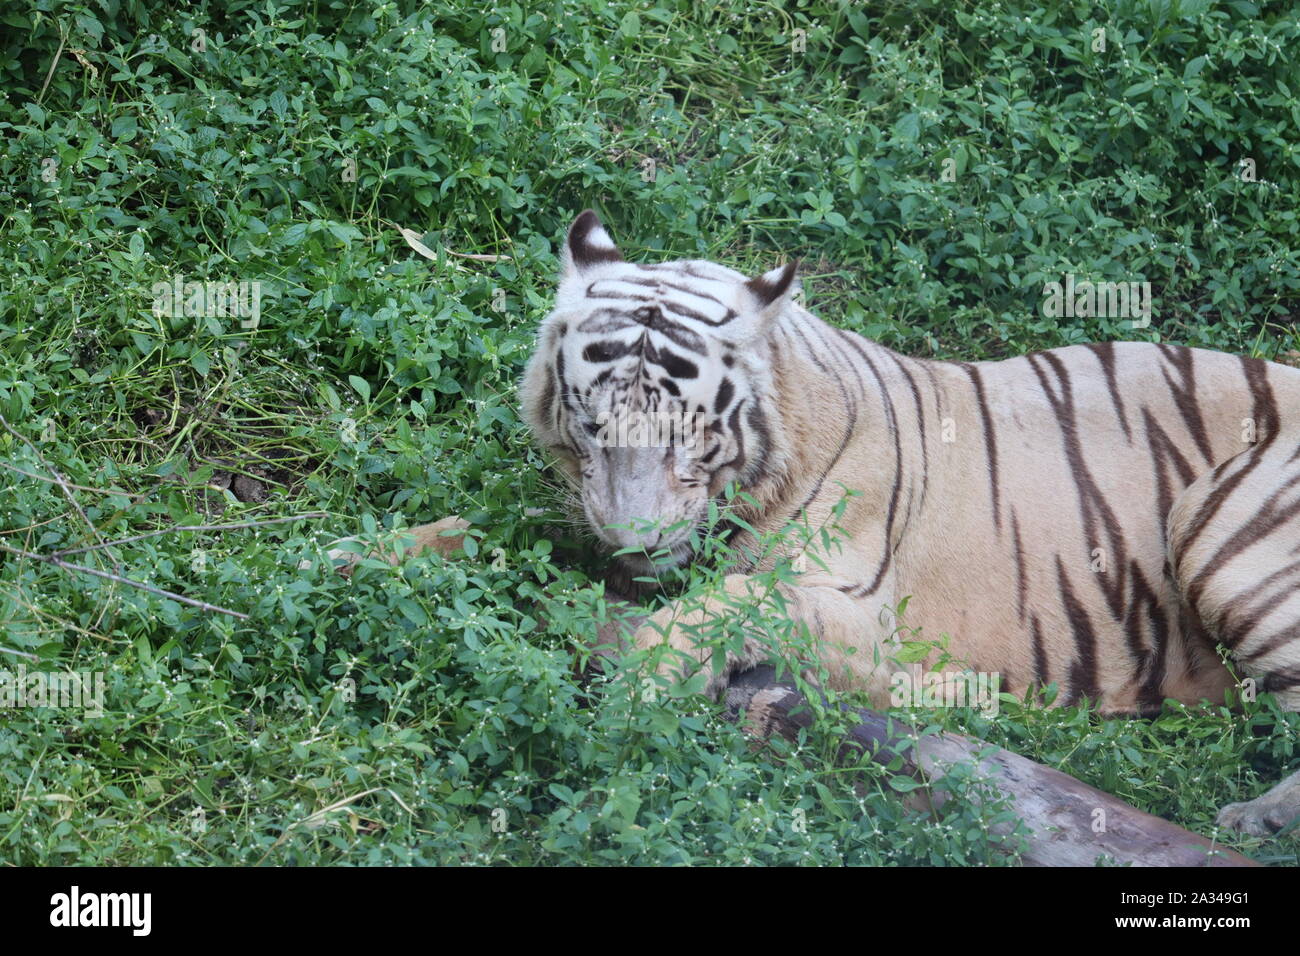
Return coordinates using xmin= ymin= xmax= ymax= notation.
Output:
xmin=510 ymin=210 xmax=1300 ymax=838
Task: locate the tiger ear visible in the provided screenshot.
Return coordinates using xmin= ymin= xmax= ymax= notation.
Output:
xmin=738 ymin=260 xmax=799 ymax=336
xmin=560 ymin=209 xmax=622 ymax=280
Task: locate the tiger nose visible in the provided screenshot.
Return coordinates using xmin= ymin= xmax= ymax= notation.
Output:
xmin=606 ymin=524 xmax=662 ymax=551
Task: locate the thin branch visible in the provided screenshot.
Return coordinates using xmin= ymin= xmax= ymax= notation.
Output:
xmin=256 ymin=786 xmax=411 ymax=865
xmin=0 ymin=543 xmax=249 ymax=620
xmin=0 ymin=646 xmax=39 ymax=662
xmin=0 ymin=460 xmax=130 ymax=495
xmin=0 ymin=414 xmax=120 ymax=576
xmin=0 ymin=583 xmax=112 ymax=643
xmin=0 ymin=419 xmax=314 ymax=625
xmin=35 ymin=26 xmax=66 ymax=105
xmin=51 ymin=513 xmax=329 ymax=558
xmin=445 ymin=249 xmax=513 ymax=262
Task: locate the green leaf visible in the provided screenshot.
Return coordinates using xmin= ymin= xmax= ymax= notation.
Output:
xmin=893 ymin=112 xmax=920 ymax=142
xmin=894 ymin=642 xmax=931 ymax=663
xmin=398 ymin=600 xmax=428 ymax=626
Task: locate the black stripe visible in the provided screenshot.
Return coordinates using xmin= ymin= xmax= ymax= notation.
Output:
xmin=827 ymin=330 xmax=905 ymax=599
xmin=714 ymin=377 xmax=734 ymax=415
xmin=1011 ymin=510 xmax=1027 ymax=623
xmin=1156 ymin=344 xmax=1215 ymax=466
xmin=884 ymin=350 xmax=930 ymax=518
xmin=1057 ymin=557 xmax=1101 ymax=706
xmin=1027 ymin=350 xmax=1129 ymax=620
xmin=538 ymin=363 xmax=555 ymax=423
xmin=716 ymin=399 xmax=748 ymax=473
xmin=631 ymin=306 xmax=707 ymax=353
xmin=1228 ymin=560 xmax=1300 ymax=657
xmin=782 ymin=324 xmax=860 ymax=525
xmin=555 ymin=346 xmax=574 ymax=411
xmin=1085 ymin=342 xmax=1132 ymax=441
xmin=601 ymin=274 xmax=729 ymax=306
xmin=958 ymin=362 xmax=1001 ymax=533
xmin=1178 ymin=356 xmax=1281 ymax=564
xmin=1188 ymin=469 xmax=1300 ymax=611
xmin=1124 ymin=556 xmax=1170 ymax=712
xmin=1030 ymin=614 xmax=1050 ymax=696
xmin=577 ymin=307 xmax=708 ymax=355
xmin=745 ymin=400 xmax=772 ymax=483
xmin=663 ymin=300 xmax=739 ymax=328
xmin=582 ymin=340 xmax=637 ymax=363
xmin=645 ymin=341 xmax=697 ymax=378
xmin=1262 ymin=666 xmax=1300 ymax=693
xmin=586 ymin=281 xmax=739 ymax=327
xmin=1141 ymin=408 xmax=1198 ymax=545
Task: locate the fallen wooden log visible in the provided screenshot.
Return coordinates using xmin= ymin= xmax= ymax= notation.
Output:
xmin=723 ymin=666 xmax=1257 ymax=867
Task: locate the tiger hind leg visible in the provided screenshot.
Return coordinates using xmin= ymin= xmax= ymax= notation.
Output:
xmin=1167 ymin=435 xmax=1300 ymax=835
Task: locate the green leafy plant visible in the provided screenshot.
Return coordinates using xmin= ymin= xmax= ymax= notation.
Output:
xmin=0 ymin=0 xmax=1296 ymax=865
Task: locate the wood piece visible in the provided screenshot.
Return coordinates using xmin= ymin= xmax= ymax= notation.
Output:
xmin=727 ymin=671 xmax=1257 ymax=867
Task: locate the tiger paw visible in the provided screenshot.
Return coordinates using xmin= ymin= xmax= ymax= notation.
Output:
xmin=631 ymin=576 xmax=769 ymax=699
xmin=633 ymin=633 xmax=737 ymax=700
xmin=302 ymin=515 xmax=470 ymax=576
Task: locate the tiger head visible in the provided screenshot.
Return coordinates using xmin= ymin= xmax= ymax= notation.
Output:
xmin=521 ymin=210 xmax=798 ymax=572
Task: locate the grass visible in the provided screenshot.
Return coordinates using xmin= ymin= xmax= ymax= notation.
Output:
xmin=0 ymin=0 xmax=1297 ymax=864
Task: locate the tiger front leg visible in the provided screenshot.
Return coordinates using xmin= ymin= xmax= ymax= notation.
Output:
xmin=632 ymin=574 xmax=773 ymax=698
xmin=632 ymin=574 xmax=895 ymax=701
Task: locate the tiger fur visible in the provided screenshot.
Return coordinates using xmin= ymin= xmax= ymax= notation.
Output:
xmin=393 ymin=210 xmax=1300 ymax=837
